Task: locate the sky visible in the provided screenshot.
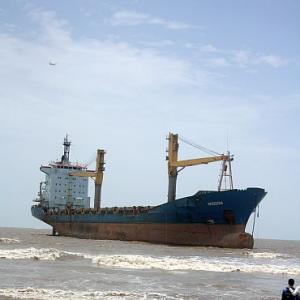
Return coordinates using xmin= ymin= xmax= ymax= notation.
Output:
xmin=0 ymin=0 xmax=299 ymax=240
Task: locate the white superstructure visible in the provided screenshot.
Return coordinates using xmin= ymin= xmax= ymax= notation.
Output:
xmin=38 ymin=136 xmax=90 ymax=209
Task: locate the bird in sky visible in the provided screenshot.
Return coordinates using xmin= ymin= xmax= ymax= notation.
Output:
xmin=49 ymin=61 xmax=56 ymax=66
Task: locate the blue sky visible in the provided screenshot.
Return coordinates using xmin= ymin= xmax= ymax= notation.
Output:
xmin=0 ymin=0 xmax=299 ymax=240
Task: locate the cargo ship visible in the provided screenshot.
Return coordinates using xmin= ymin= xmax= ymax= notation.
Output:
xmin=32 ymin=134 xmax=267 ymax=248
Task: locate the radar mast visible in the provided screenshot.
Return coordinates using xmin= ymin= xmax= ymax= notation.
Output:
xmin=61 ymin=134 xmax=71 ymax=164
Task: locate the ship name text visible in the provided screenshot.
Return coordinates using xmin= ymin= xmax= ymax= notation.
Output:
xmin=207 ymin=201 xmax=224 ymax=206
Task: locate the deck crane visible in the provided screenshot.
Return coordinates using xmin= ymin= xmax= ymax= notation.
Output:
xmin=166 ymin=133 xmax=233 ymax=202
xmin=69 ymin=149 xmax=105 ymax=209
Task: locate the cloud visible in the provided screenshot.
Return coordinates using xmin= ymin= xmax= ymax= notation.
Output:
xmin=187 ymin=47 xmax=289 ymax=70
xmin=28 ymin=8 xmax=72 ymax=45
xmin=0 ymin=23 xmax=17 ymax=32
xmin=0 ymin=6 xmax=294 ymax=138
xmin=110 ymin=10 xmax=192 ymax=30
xmin=259 ymin=54 xmax=288 ymax=68
xmin=201 ymin=44 xmax=218 ymax=52
xmin=0 ymin=27 xmax=197 ymax=104
xmin=232 ymin=50 xmax=289 ymax=68
xmin=184 ymin=43 xmax=218 ymax=51
xmin=140 ymin=39 xmax=175 ymax=48
xmin=232 ymin=50 xmax=251 ymax=66
xmin=0 ymin=6 xmax=277 ymax=146
xmin=0 ymin=6 xmax=209 ymax=146
xmin=207 ymin=57 xmax=229 ymax=67
xmin=200 ymin=46 xmax=289 ymax=70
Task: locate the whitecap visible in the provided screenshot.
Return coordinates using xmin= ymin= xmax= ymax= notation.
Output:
xmin=92 ymin=254 xmax=300 ymax=275
xmin=0 ymin=288 xmax=174 ymax=300
xmin=1 ymin=247 xmax=299 ymax=276
xmin=0 ymin=237 xmax=20 ymax=244
xmin=0 ymin=247 xmax=91 ymax=261
xmin=244 ymin=251 xmax=290 ymax=259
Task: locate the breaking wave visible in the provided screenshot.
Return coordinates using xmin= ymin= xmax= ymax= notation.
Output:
xmin=0 ymin=247 xmax=92 ymax=261
xmin=93 ymin=254 xmax=300 ymax=275
xmin=1 ymin=247 xmax=298 ymax=275
xmin=0 ymin=288 xmax=175 ymax=300
xmin=0 ymin=237 xmax=20 ymax=244
xmin=244 ymin=251 xmax=291 ymax=259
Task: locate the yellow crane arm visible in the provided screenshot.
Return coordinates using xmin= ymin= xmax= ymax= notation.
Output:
xmin=69 ymin=149 xmax=105 ymax=183
xmin=170 ymin=155 xmax=229 ymax=168
xmin=69 ymin=171 xmax=96 ymax=177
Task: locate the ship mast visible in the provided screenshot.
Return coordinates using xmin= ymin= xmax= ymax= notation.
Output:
xmin=166 ymin=133 xmax=233 ymax=202
xmin=61 ymin=134 xmax=71 ymax=164
xmin=217 ymin=151 xmax=234 ymax=191
xmin=167 ymin=134 xmax=179 ymax=202
xmin=94 ymin=149 xmax=105 ymax=210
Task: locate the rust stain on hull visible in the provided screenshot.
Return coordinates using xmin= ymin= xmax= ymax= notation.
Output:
xmin=52 ymin=222 xmax=254 ymax=248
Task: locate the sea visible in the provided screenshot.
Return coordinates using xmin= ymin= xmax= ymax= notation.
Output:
xmin=0 ymin=228 xmax=299 ymax=300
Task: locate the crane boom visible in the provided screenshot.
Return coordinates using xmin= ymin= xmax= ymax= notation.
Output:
xmin=166 ymin=132 xmax=233 ymax=202
xmin=170 ymin=155 xmax=229 ymax=168
xmin=69 ymin=171 xmax=96 ymax=177
xmin=69 ymin=149 xmax=105 ymax=209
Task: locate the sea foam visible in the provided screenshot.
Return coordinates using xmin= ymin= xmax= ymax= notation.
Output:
xmin=93 ymin=254 xmax=300 ymax=275
xmin=1 ymin=247 xmax=299 ymax=275
xmin=244 ymin=251 xmax=290 ymax=259
xmin=0 ymin=237 xmax=20 ymax=244
xmin=0 ymin=247 xmax=91 ymax=261
xmin=0 ymin=288 xmax=175 ymax=300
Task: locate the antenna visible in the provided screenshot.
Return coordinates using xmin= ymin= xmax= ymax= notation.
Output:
xmin=61 ymin=134 xmax=71 ymax=164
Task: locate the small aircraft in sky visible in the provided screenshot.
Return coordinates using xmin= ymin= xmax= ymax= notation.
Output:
xmin=49 ymin=61 xmax=57 ymax=66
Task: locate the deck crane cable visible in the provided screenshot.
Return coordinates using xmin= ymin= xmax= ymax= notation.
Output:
xmin=178 ymin=135 xmax=222 ymax=156
xmin=85 ymin=153 xmax=96 ymax=168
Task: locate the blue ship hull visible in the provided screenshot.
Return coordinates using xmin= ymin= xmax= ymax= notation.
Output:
xmin=32 ymin=187 xmax=266 ymax=248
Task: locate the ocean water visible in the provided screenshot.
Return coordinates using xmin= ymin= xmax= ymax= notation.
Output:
xmin=0 ymin=228 xmax=299 ymax=299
